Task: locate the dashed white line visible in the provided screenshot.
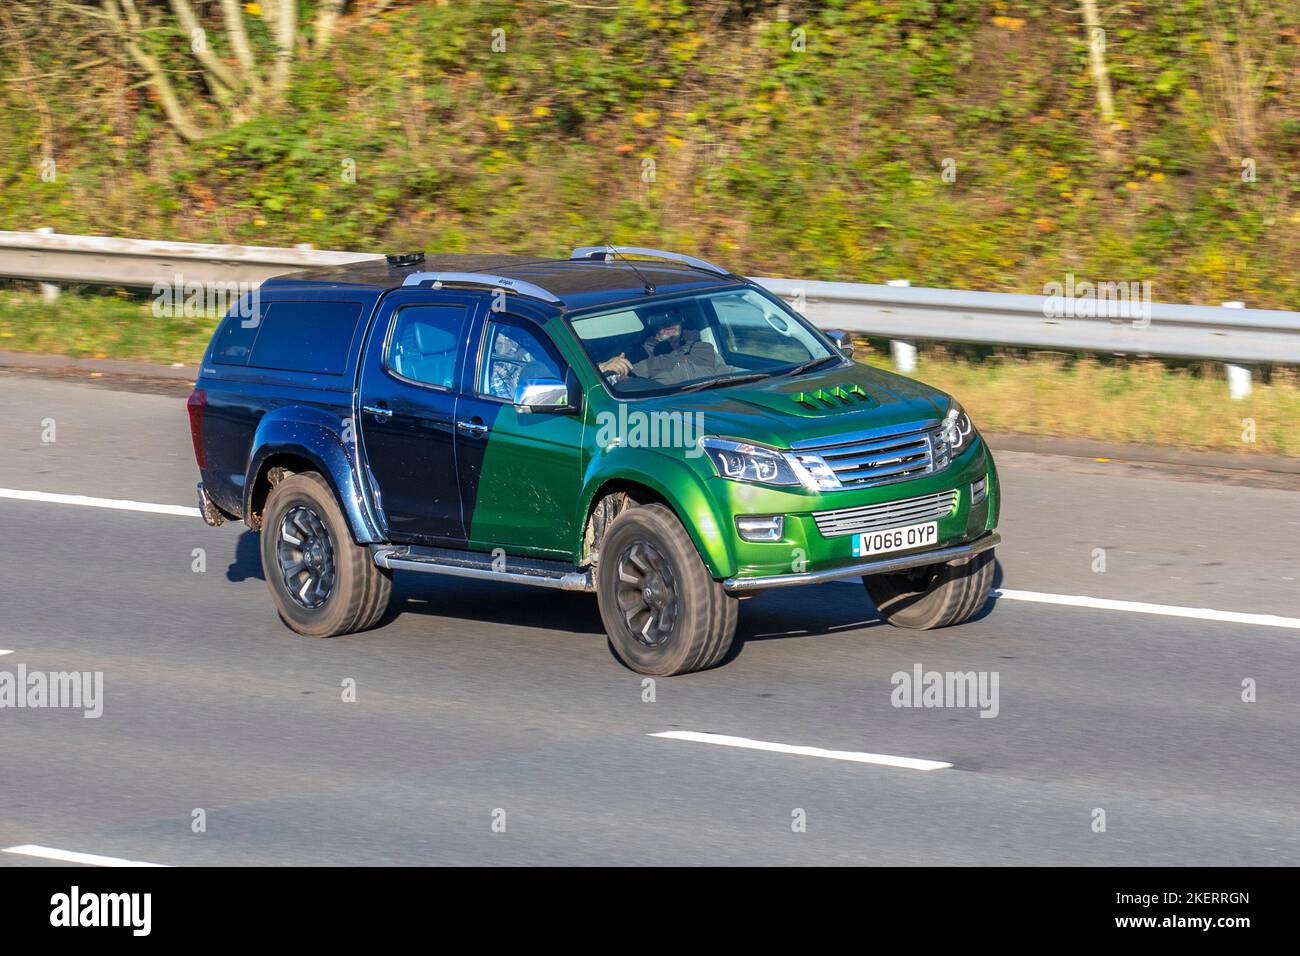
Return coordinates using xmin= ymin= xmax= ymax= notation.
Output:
xmin=2 ymin=486 xmax=1296 ymax=632
xmin=649 ymin=731 xmax=952 ymax=771
xmin=993 ymin=588 xmax=1300 ymax=631
xmin=3 ymin=845 xmax=168 ymax=867
xmin=0 ymin=650 xmax=13 ymax=657
xmin=0 ymin=488 xmax=199 ymax=518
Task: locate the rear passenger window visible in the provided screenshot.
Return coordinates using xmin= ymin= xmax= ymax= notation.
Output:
xmin=387 ymin=305 xmax=468 ymax=389
xmin=245 ymin=301 xmax=364 ymax=375
xmin=209 ymin=310 xmax=260 ymax=365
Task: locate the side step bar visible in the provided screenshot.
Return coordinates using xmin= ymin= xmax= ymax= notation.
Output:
xmin=371 ymin=544 xmax=594 ymax=592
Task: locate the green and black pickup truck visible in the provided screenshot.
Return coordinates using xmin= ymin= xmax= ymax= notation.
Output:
xmin=189 ymin=246 xmax=1000 ymax=675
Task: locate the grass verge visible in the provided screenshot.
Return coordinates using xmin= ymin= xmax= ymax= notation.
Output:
xmin=0 ymin=287 xmax=214 ymax=366
xmin=2 ymin=289 xmax=1296 ymax=458
xmin=861 ymin=349 xmax=1300 ymax=458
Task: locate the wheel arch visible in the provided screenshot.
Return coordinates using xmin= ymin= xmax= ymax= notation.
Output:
xmin=243 ymin=408 xmax=383 ymax=543
xmin=575 ymin=457 xmax=735 ymax=578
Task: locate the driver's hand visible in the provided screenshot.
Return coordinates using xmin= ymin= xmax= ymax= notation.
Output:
xmin=600 ymin=353 xmax=632 ymax=377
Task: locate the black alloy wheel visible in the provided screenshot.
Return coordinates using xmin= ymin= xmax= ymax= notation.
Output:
xmin=615 ymin=540 xmax=680 ymax=647
xmin=276 ymin=504 xmax=336 ymax=609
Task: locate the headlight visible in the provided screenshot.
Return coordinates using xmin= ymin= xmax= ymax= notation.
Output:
xmin=941 ymin=402 xmax=975 ymax=456
xmin=702 ymin=438 xmax=802 ymax=486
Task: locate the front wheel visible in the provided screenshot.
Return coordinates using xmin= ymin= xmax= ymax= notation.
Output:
xmin=261 ymin=471 xmax=392 ymax=637
xmin=864 ymin=547 xmax=995 ymax=630
xmin=596 ymin=503 xmax=738 ymax=676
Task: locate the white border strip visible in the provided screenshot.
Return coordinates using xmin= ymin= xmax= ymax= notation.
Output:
xmin=3 ymin=844 xmax=168 ymax=867
xmin=3 ymin=486 xmax=1296 ymax=633
xmin=994 ymin=588 xmax=1300 ymax=630
xmin=649 ymin=731 xmax=952 ymax=771
xmin=0 ymin=488 xmax=199 ymax=518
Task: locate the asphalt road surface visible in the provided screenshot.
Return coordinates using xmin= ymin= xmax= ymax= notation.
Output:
xmin=1 ymin=369 xmax=1297 ymax=866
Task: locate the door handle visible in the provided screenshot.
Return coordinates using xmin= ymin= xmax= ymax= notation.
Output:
xmin=362 ymin=404 xmax=393 ymax=422
xmin=456 ymin=418 xmax=488 ymax=438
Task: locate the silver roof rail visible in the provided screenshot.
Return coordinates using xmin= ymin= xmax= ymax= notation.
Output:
xmin=401 ymin=271 xmax=561 ymax=304
xmin=570 ymin=245 xmax=732 ymax=278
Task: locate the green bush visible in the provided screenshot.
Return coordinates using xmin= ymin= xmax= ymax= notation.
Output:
xmin=2 ymin=1 xmax=1298 ymax=307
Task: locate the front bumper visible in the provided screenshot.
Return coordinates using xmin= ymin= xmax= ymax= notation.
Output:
xmin=723 ymin=530 xmax=999 ymax=591
xmin=702 ymin=436 xmax=999 ymax=580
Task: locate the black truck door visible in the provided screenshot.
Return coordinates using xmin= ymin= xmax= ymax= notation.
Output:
xmin=356 ymin=290 xmax=483 ymax=544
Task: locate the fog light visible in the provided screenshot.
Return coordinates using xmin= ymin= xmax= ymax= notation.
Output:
xmin=971 ymin=476 xmax=988 ymax=504
xmin=736 ymin=514 xmax=784 ymax=542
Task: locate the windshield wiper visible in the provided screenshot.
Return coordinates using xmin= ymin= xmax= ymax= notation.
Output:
xmin=779 ymin=354 xmax=843 ymax=378
xmin=677 ymin=372 xmax=772 ymax=393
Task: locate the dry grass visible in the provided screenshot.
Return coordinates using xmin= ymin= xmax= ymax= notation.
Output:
xmin=863 ymin=350 xmax=1300 ymax=458
xmin=2 ymin=288 xmax=1296 ymax=458
xmin=0 ymin=287 xmax=213 ymax=366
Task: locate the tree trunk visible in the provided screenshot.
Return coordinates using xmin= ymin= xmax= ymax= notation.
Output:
xmin=103 ymin=0 xmax=211 ymax=142
xmin=1079 ymin=0 xmax=1116 ymax=127
xmin=168 ymin=0 xmax=244 ymax=105
xmin=218 ymin=0 xmax=262 ymax=86
xmin=314 ymin=0 xmax=348 ymax=55
xmin=268 ymin=0 xmax=298 ymax=99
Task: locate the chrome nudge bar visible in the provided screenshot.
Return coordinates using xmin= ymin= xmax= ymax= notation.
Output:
xmin=722 ymin=532 xmax=1000 ymax=592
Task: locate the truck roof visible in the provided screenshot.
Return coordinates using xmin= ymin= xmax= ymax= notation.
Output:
xmin=263 ymin=253 xmax=741 ymax=312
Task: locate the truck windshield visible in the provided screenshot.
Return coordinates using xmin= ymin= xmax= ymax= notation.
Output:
xmin=569 ymin=287 xmax=838 ymax=396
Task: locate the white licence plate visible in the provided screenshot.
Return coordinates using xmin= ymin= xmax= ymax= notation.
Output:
xmin=853 ymin=521 xmax=938 ymax=558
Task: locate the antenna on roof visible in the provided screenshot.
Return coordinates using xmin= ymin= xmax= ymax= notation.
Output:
xmin=386 ymin=251 xmax=426 ymax=268
xmin=595 ymin=242 xmax=655 ymax=295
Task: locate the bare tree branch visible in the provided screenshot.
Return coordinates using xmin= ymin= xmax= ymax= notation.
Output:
xmin=168 ymin=0 xmax=244 ymax=96
xmin=260 ymin=0 xmax=283 ymax=40
xmin=1079 ymin=0 xmax=1116 ymax=127
xmin=268 ymin=0 xmax=297 ymax=99
xmin=218 ymin=0 xmax=262 ymax=87
xmin=314 ymin=0 xmax=348 ymax=55
xmin=1200 ymin=0 xmax=1277 ymax=165
xmin=118 ymin=0 xmax=145 ymax=33
xmin=357 ymin=0 xmax=401 ymax=25
xmin=103 ymin=0 xmax=211 ymax=142
xmin=0 ymin=4 xmax=56 ymax=159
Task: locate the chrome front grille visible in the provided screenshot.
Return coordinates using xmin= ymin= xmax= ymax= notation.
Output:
xmin=812 ymin=489 xmax=959 ymax=538
xmin=789 ymin=421 xmax=949 ymax=490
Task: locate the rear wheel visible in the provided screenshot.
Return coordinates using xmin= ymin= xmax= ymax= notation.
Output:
xmin=261 ymin=471 xmax=391 ymax=637
xmin=864 ymin=547 xmax=995 ymax=630
xmin=596 ymin=503 xmax=737 ymax=676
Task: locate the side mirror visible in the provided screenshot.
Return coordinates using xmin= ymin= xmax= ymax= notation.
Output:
xmin=826 ymin=329 xmax=855 ymax=358
xmin=513 ymin=377 xmax=576 ymax=414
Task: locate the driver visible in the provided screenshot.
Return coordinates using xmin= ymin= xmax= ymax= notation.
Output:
xmin=599 ymin=307 xmax=740 ymax=386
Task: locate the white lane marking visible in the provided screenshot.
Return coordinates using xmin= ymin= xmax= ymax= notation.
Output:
xmin=994 ymin=588 xmax=1300 ymax=631
xmin=2 ymin=484 xmax=1295 ymax=634
xmin=0 ymin=488 xmax=199 ymax=518
xmin=0 ymin=650 xmax=12 ymax=656
xmin=649 ymin=731 xmax=952 ymax=771
xmin=3 ymin=845 xmax=169 ymax=867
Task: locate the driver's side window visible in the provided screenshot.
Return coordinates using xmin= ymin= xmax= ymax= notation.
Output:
xmin=479 ymin=320 xmax=565 ymax=401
